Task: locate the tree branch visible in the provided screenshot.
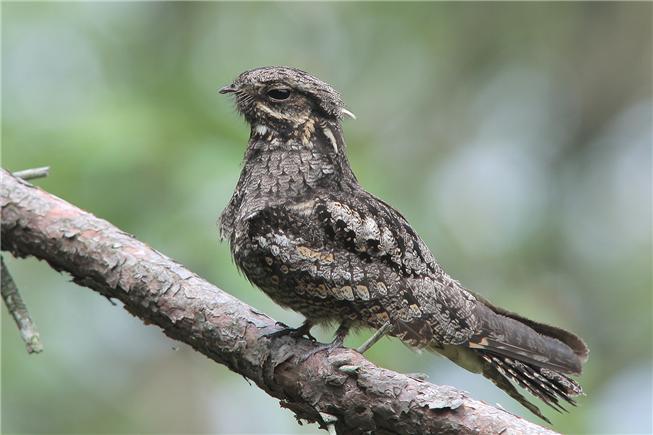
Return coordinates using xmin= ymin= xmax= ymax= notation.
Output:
xmin=0 ymin=168 xmax=557 ymax=435
xmin=1 ymin=256 xmax=44 ymax=353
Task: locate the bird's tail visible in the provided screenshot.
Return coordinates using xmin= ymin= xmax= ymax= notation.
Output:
xmin=478 ymin=351 xmax=583 ymax=423
xmin=431 ymin=293 xmax=588 ymax=423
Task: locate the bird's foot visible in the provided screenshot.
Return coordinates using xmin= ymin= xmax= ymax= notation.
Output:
xmin=299 ymin=338 xmax=343 ymax=362
xmin=299 ymin=322 xmax=350 ymax=362
xmin=265 ymin=320 xmax=316 ymax=342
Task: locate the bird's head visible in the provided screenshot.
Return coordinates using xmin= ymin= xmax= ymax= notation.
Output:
xmin=219 ymin=66 xmax=355 ymax=130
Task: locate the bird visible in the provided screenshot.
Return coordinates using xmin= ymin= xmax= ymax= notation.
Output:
xmin=218 ymin=66 xmax=589 ymax=423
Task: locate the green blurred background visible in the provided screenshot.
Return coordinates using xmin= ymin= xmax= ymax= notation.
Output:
xmin=2 ymin=2 xmax=651 ymax=434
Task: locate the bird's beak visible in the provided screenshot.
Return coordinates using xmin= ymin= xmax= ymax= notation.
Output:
xmin=218 ymin=84 xmax=238 ymax=94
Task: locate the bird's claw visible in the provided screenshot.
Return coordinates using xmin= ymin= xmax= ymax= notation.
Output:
xmin=265 ymin=323 xmax=317 ymax=342
xmin=299 ymin=339 xmax=343 ymax=362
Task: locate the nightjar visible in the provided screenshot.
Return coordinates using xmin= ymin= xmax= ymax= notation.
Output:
xmin=218 ymin=66 xmax=588 ymax=422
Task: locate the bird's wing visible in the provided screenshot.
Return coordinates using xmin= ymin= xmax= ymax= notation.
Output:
xmin=313 ymin=191 xmax=440 ymax=279
xmin=241 ymin=192 xmax=441 ymax=345
xmin=314 ymin=192 xmax=586 ymax=369
xmin=316 ymin=192 xmax=588 ymax=409
xmin=308 ymin=192 xmax=589 ymax=421
xmin=315 ymin=191 xmax=473 ymax=346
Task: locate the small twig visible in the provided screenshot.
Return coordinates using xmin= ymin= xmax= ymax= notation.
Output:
xmin=1 ymin=256 xmax=43 ymax=353
xmin=12 ymin=166 xmax=50 ymax=180
xmin=356 ymin=321 xmax=392 ymax=354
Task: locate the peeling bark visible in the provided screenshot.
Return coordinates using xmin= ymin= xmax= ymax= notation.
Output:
xmin=0 ymin=169 xmax=557 ymax=435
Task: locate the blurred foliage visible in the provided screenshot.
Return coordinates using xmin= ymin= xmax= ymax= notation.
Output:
xmin=2 ymin=2 xmax=651 ymax=434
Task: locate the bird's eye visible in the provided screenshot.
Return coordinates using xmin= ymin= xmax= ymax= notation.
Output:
xmin=267 ymin=88 xmax=291 ymax=101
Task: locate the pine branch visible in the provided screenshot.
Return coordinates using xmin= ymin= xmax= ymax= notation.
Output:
xmin=0 ymin=168 xmax=557 ymax=435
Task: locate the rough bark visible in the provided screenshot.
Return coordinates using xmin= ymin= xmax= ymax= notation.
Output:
xmin=0 ymin=168 xmax=557 ymax=435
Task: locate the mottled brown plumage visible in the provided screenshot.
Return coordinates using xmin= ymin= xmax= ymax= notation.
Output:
xmin=218 ymin=66 xmax=589 ymax=423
